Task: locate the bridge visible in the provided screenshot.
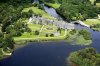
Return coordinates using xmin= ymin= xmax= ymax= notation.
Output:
xmin=71 ymin=21 xmax=90 ymax=28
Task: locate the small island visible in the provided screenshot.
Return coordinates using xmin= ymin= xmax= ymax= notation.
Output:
xmin=68 ymin=47 xmax=100 ymax=66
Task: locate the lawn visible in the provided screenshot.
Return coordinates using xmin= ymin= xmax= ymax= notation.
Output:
xmin=89 ymin=0 xmax=96 ymax=4
xmin=45 ymin=3 xmax=61 ymax=9
xmin=14 ymin=23 xmax=69 ymax=43
xmin=22 ymin=6 xmax=53 ymax=19
xmin=77 ymin=36 xmax=92 ymax=45
xmin=14 ymin=30 xmax=68 ymax=42
xmin=84 ymin=19 xmax=100 ymax=26
xmin=96 ymin=3 xmax=100 ymax=7
xmin=14 ymin=17 xmax=70 ymax=43
xmin=41 ymin=25 xmax=57 ymax=33
xmin=28 ymin=23 xmax=42 ymax=31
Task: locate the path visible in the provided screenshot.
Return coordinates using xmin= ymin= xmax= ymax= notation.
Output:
xmin=39 ymin=25 xmax=45 ymax=32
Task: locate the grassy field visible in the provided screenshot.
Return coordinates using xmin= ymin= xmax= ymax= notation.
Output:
xmin=77 ymin=36 xmax=92 ymax=45
xmin=89 ymin=0 xmax=96 ymax=4
xmin=41 ymin=25 xmax=57 ymax=33
xmin=84 ymin=19 xmax=100 ymax=26
xmin=45 ymin=3 xmax=61 ymax=9
xmin=96 ymin=3 xmax=100 ymax=7
xmin=14 ymin=30 xmax=68 ymax=42
xmin=14 ymin=22 xmax=69 ymax=43
xmin=22 ymin=6 xmax=53 ymax=19
xmin=28 ymin=23 xmax=42 ymax=30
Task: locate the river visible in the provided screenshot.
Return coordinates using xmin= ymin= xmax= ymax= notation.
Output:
xmin=0 ymin=0 xmax=100 ymax=66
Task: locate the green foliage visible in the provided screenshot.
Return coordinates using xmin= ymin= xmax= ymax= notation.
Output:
xmin=35 ymin=30 xmax=39 ymax=35
xmin=33 ymin=2 xmax=44 ymax=10
xmin=2 ymin=34 xmax=14 ymax=49
xmin=91 ymin=24 xmax=100 ymax=28
xmin=0 ymin=0 xmax=33 ymax=32
xmin=0 ymin=48 xmax=4 ymax=60
xmin=44 ymin=3 xmax=61 ymax=9
xmin=79 ymin=30 xmax=91 ymax=40
xmin=45 ymin=34 xmax=49 ymax=37
xmin=69 ymin=47 xmax=100 ymax=66
xmin=50 ymin=34 xmax=54 ymax=37
xmin=0 ymin=32 xmax=3 ymax=43
xmin=57 ymin=0 xmax=100 ymax=21
xmin=70 ymin=29 xmax=77 ymax=35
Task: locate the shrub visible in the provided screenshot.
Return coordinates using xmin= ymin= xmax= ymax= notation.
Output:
xmin=35 ymin=30 xmax=39 ymax=35
xmin=70 ymin=29 xmax=77 ymax=35
xmin=50 ymin=34 xmax=54 ymax=37
xmin=91 ymin=24 xmax=100 ymax=28
xmin=45 ymin=34 xmax=48 ymax=37
xmin=79 ymin=30 xmax=91 ymax=40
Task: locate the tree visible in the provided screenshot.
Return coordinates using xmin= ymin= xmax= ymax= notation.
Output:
xmin=28 ymin=9 xmax=33 ymax=17
xmin=50 ymin=34 xmax=54 ymax=37
xmin=45 ymin=34 xmax=48 ymax=37
xmin=2 ymin=34 xmax=14 ymax=49
xmin=79 ymin=30 xmax=91 ymax=40
xmin=35 ymin=30 xmax=39 ymax=35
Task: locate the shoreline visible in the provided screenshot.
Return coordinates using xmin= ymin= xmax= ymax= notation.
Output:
xmin=67 ymin=58 xmax=79 ymax=66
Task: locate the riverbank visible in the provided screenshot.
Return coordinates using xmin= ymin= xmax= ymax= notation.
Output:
xmin=14 ymin=29 xmax=70 ymax=45
xmin=44 ymin=3 xmax=61 ymax=9
xmin=84 ymin=19 xmax=100 ymax=31
xmin=0 ymin=48 xmax=12 ymax=60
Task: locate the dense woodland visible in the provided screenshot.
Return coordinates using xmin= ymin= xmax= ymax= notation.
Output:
xmin=42 ymin=0 xmax=100 ymax=21
xmin=0 ymin=0 xmax=33 ymax=49
xmin=58 ymin=0 xmax=100 ymax=21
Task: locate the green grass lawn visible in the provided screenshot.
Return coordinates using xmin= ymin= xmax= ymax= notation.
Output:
xmin=22 ymin=6 xmax=53 ymax=19
xmin=14 ymin=30 xmax=68 ymax=42
xmin=84 ymin=19 xmax=100 ymax=26
xmin=39 ymin=25 xmax=57 ymax=37
xmin=77 ymin=36 xmax=92 ymax=45
xmin=45 ymin=3 xmax=61 ymax=9
xmin=28 ymin=23 xmax=42 ymax=31
xmin=89 ymin=0 xmax=96 ymax=4
xmin=96 ymin=3 xmax=100 ymax=7
xmin=84 ymin=19 xmax=100 ymax=31
xmin=14 ymin=23 xmax=69 ymax=43
xmin=41 ymin=25 xmax=57 ymax=33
